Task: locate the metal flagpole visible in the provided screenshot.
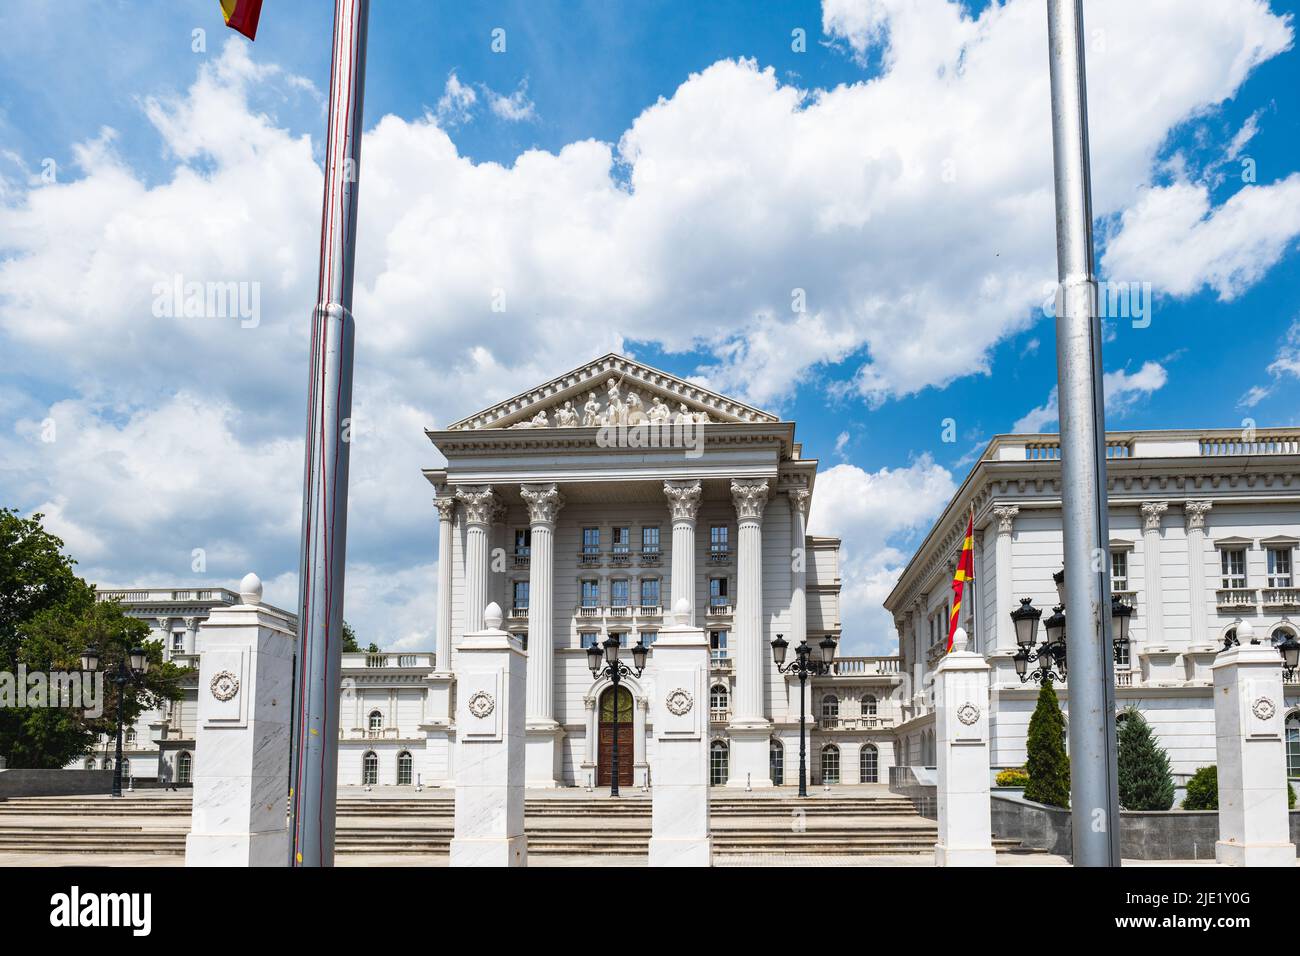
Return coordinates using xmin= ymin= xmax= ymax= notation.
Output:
xmin=1044 ymin=0 xmax=1121 ymax=866
xmin=289 ymin=0 xmax=370 ymax=867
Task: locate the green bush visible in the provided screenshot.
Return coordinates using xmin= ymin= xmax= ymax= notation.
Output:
xmin=1024 ymin=682 xmax=1070 ymax=808
xmin=1290 ymin=781 xmax=1296 ymax=810
xmin=996 ymin=768 xmax=1030 ymax=788
xmin=1117 ymin=709 xmax=1175 ymax=811
xmin=1183 ymin=766 xmax=1217 ymax=810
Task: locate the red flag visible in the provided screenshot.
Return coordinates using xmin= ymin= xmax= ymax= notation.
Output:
xmin=220 ymin=0 xmax=263 ymax=41
xmin=948 ymin=506 xmax=975 ymax=652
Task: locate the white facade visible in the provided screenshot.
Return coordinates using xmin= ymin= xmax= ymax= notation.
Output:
xmin=885 ymin=429 xmax=1300 ymax=784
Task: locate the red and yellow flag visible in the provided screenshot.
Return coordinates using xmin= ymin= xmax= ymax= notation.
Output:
xmin=220 ymin=0 xmax=264 ymax=40
xmin=948 ymin=505 xmax=975 ymax=652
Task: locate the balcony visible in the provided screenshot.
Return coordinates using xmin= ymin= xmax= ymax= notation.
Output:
xmin=609 ymin=549 xmax=633 ymax=568
xmin=639 ymin=548 xmax=662 ymax=566
xmin=706 ymin=601 xmax=733 ymax=617
xmin=512 ymin=551 xmax=530 ymax=570
xmin=818 ymin=715 xmax=896 ymax=731
xmin=351 ymin=653 xmax=433 ymax=669
xmin=1263 ymin=586 xmax=1300 ymax=609
xmin=710 ymin=707 xmax=732 ymax=723
xmin=607 ymin=605 xmax=632 ymax=619
xmin=509 ymin=605 xmax=529 ymax=620
xmin=1115 ymin=670 xmax=1134 ymax=687
xmin=576 ymin=604 xmax=603 ymax=619
xmin=1216 ymin=587 xmax=1258 ymax=610
xmin=829 ymin=656 xmax=900 ymax=676
xmin=577 ymin=549 xmax=601 ymax=567
xmin=708 ymin=548 xmax=732 ymax=565
xmin=636 ymin=604 xmax=662 ymax=618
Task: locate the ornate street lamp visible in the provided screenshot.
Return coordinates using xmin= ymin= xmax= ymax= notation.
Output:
xmin=586 ymin=634 xmax=648 ymax=797
xmin=770 ymin=632 xmax=837 ymax=797
xmin=1110 ymin=594 xmax=1133 ymax=666
xmin=80 ymin=645 xmax=150 ymax=798
xmin=1010 ymin=597 xmax=1066 ymax=687
xmin=1275 ymin=632 xmax=1299 ymax=682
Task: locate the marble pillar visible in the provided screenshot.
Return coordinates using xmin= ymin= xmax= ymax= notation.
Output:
xmin=1185 ymin=501 xmax=1213 ymax=644
xmin=727 ymin=478 xmax=771 ymax=788
xmin=154 ymin=616 xmax=172 ymax=660
xmin=450 ymin=602 xmax=527 ymax=867
xmin=648 ymin=598 xmax=712 ymax=866
xmin=521 ymin=482 xmax=565 ymax=787
xmin=991 ymin=506 xmax=1019 ymax=653
xmin=185 ymin=573 xmax=295 ymax=867
xmin=933 ymin=627 xmax=995 ymax=866
xmin=664 ymin=480 xmax=702 ymax=619
xmin=182 ymin=617 xmax=199 ymax=656
xmin=788 ymin=487 xmax=810 ymax=648
xmin=433 ymin=496 xmax=456 ymax=671
xmin=426 ymin=495 xmax=459 ymax=786
xmin=1140 ymin=501 xmax=1168 ymax=648
xmin=1212 ymin=624 xmax=1296 ymax=867
xmin=457 ymin=486 xmax=496 ymax=634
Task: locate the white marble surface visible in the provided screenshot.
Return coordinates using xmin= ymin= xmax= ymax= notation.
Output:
xmin=933 ymin=630 xmax=995 ymax=867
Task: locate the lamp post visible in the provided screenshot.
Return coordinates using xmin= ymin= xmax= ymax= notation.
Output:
xmin=1011 ymin=598 xmax=1066 ymax=687
xmin=586 ymin=634 xmax=648 ymax=797
xmin=770 ymin=633 xmax=837 ymax=797
xmin=80 ymin=645 xmax=149 ymax=798
xmin=1273 ymin=632 xmax=1299 ymax=682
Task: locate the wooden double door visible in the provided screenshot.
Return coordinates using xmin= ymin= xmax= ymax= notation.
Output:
xmin=597 ymin=686 xmax=634 ymax=787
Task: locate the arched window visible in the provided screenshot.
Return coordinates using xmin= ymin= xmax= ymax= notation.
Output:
xmin=862 ymin=694 xmax=877 ymax=717
xmin=859 ymin=744 xmax=879 ymax=784
xmin=178 ymin=751 xmax=193 ymax=784
xmin=1286 ymin=711 xmax=1299 ymax=780
xmin=710 ymin=684 xmax=729 ymax=720
xmin=709 ymin=741 xmax=729 ymax=786
xmin=125 ymin=728 xmax=137 ymax=747
xmin=84 ymin=758 xmax=96 ymax=770
xmin=368 ymin=710 xmax=383 ymax=736
xmin=362 ymin=751 xmax=379 ymax=786
xmin=820 ymin=745 xmax=840 ymax=785
xmin=821 ymin=694 xmax=839 ymax=719
xmin=1271 ymin=625 xmax=1296 ymax=647
xmin=397 ymin=751 xmax=413 ymax=786
xmin=770 ymin=739 xmax=784 ymax=786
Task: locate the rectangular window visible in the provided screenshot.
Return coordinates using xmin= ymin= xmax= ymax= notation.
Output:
xmin=581 ymin=580 xmax=600 ymax=607
xmin=513 ymin=580 xmax=529 ymax=609
xmin=611 ymin=579 xmax=630 ymax=608
xmin=582 ymin=527 xmax=600 ymax=554
xmin=1221 ymin=548 xmax=1247 ymax=589
xmin=640 ymin=578 xmax=660 ymax=606
xmin=171 ymin=633 xmax=184 ymax=651
xmin=612 ymin=527 xmax=631 ymax=554
xmin=639 ymin=630 xmax=657 ymax=647
xmin=1268 ymin=548 xmax=1293 ymax=588
xmin=580 ymin=632 xmax=599 ymax=649
xmin=1111 ymin=550 xmax=1128 ymax=591
xmin=641 ymin=526 xmax=660 ymax=553
xmin=1114 ymin=640 xmax=1130 ymax=668
xmin=710 ymin=629 xmax=728 ymax=660
xmin=709 ymin=577 xmax=729 ymax=607
xmin=710 ymin=525 xmax=729 ymax=553
xmin=514 ymin=528 xmax=531 ymax=555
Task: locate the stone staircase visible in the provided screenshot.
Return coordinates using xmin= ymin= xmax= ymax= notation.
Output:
xmin=0 ymin=792 xmax=1029 ymax=859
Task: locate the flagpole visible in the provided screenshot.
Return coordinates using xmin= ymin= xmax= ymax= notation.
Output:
xmin=289 ymin=0 xmax=370 ymax=867
xmin=1045 ymin=0 xmax=1121 ymax=867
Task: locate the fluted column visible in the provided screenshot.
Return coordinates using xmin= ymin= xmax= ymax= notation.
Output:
xmin=434 ymin=497 xmax=456 ymax=671
xmin=788 ymin=487 xmax=810 ymax=649
xmin=182 ymin=617 xmax=198 ymax=656
xmin=731 ymin=479 xmax=769 ymax=721
xmin=1185 ymin=501 xmax=1213 ymax=644
xmin=456 ymin=486 xmax=496 ymax=633
xmin=154 ymin=617 xmax=172 ymax=660
xmin=991 ymin=506 xmax=1019 ymax=652
xmin=521 ymin=483 xmax=564 ymax=720
xmin=664 ymin=480 xmax=702 ymax=618
xmin=1141 ymin=501 xmax=1168 ymax=649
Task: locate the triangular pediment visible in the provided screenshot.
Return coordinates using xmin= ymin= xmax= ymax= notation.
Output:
xmin=445 ymin=353 xmax=780 ymax=431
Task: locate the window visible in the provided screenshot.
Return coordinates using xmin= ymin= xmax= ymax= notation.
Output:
xmin=641 ymin=526 xmax=660 ymax=554
xmin=709 ymin=577 xmax=729 ymax=608
xmin=710 ymin=684 xmax=729 ymax=719
xmin=362 ymin=752 xmax=378 ymax=786
xmin=84 ymin=758 xmax=95 ymax=770
xmin=171 ymin=632 xmax=184 ymax=651
xmin=710 ymin=525 xmax=729 ymax=555
xmin=710 ymin=741 xmax=729 ymax=786
xmin=125 ymin=728 xmax=137 ymax=747
xmin=368 ymin=710 xmax=383 ymax=734
xmin=514 ymin=528 xmax=531 ymax=556
xmin=178 ymin=751 xmax=192 ymax=784
xmin=821 ymin=694 xmax=839 ymax=720
xmin=1115 ymin=639 xmax=1131 ymax=668
xmin=770 ymin=741 xmax=784 ymax=786
xmin=1287 ymin=712 xmax=1299 ymax=779
xmin=862 ymin=694 xmax=878 ymax=716
xmin=640 ymin=578 xmax=660 ymax=606
xmin=582 ymin=527 xmax=600 ymax=555
xmin=610 ymin=631 xmax=631 ymax=648
xmin=820 ymin=745 xmax=840 ymax=785
xmin=1221 ymin=548 xmax=1247 ymax=589
xmin=513 ymin=580 xmax=529 ymax=609
xmin=580 ymin=632 xmax=599 ymax=649
xmin=1111 ymin=550 xmax=1129 ymax=591
xmin=709 ymin=629 xmax=728 ymax=660
xmin=1268 ymin=548 xmax=1293 ymax=588
xmin=1272 ymin=627 xmax=1296 ymax=648
xmin=581 ymin=580 xmax=600 ymax=607
xmin=611 ymin=578 xmax=630 ymax=608
xmin=612 ymin=527 xmax=631 ymax=555
xmin=859 ymin=744 xmax=879 ymax=784
xmin=638 ymin=630 xmax=657 ymax=647
xmin=397 ymin=751 xmax=413 ymax=786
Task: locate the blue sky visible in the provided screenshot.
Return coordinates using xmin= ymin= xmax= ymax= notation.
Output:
xmin=2 ymin=0 xmax=1299 ymax=653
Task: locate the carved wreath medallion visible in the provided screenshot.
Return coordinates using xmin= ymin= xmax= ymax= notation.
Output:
xmin=666 ymin=688 xmax=694 ymax=716
xmin=467 ymin=690 xmax=495 ymax=719
xmin=1252 ymin=696 xmax=1276 ymax=721
xmin=209 ymin=670 xmax=240 ymax=702
xmin=957 ymin=702 xmax=980 ymax=726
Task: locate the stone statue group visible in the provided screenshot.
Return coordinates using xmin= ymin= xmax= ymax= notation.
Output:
xmin=511 ymin=376 xmax=712 ymax=429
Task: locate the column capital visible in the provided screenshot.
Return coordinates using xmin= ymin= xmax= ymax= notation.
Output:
xmin=730 ymin=478 xmax=769 ymax=521
xmin=991 ymin=505 xmax=1019 ymax=535
xmin=183 ymin=617 xmax=198 ymax=630
xmin=434 ymin=496 xmax=457 ymax=522
xmin=1141 ymin=500 xmax=1169 ymax=532
xmin=1184 ymin=500 xmax=1213 ymax=532
xmin=521 ymin=482 xmax=565 ymax=526
xmin=664 ymin=479 xmax=703 ymax=522
xmin=787 ymin=487 xmax=811 ymax=516
xmin=455 ymin=485 xmax=497 ymax=525
xmin=155 ymin=616 xmax=172 ymax=630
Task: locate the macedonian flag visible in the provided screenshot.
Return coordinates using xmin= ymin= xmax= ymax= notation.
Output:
xmin=220 ymin=0 xmax=264 ymax=40
xmin=948 ymin=505 xmax=975 ymax=652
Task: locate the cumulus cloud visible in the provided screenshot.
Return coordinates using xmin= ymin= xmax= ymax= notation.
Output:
xmin=435 ymin=71 xmax=477 ymax=126
xmin=483 ymin=80 xmax=536 ymax=122
xmin=1013 ymin=361 xmax=1169 ymax=433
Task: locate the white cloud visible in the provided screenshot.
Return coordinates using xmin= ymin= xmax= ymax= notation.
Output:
xmin=1013 ymin=361 xmax=1169 ymax=432
xmin=809 ymin=455 xmax=957 ymax=654
xmin=483 ymin=80 xmax=536 ymax=122
xmin=435 ymin=71 xmax=477 ymax=126
xmin=1238 ymin=318 xmax=1300 ymax=406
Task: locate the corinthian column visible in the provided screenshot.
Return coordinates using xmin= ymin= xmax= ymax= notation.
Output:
xmin=991 ymin=506 xmax=1019 ymax=653
xmin=727 ymin=478 xmax=771 ymax=788
xmin=456 ymin=486 xmax=496 ymax=634
xmin=664 ymin=480 xmax=702 ymax=618
xmin=434 ymin=497 xmax=457 ymax=672
xmin=1184 ymin=501 xmax=1213 ymax=645
xmin=1140 ymin=501 xmax=1168 ymax=648
xmin=521 ymin=482 xmax=565 ymax=787
xmin=788 ymin=488 xmax=810 ymax=650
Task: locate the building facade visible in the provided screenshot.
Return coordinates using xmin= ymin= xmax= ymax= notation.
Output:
xmin=885 ymin=429 xmax=1300 ymax=783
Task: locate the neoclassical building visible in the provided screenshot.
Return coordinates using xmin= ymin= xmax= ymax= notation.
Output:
xmin=885 ymin=428 xmax=1300 ymax=783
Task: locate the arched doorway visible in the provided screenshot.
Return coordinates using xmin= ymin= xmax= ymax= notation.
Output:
xmin=770 ymin=739 xmax=784 ymax=786
xmin=859 ymin=744 xmax=878 ymax=784
xmin=597 ymin=686 xmax=634 ymax=788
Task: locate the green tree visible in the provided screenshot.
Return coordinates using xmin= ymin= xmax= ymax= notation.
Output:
xmin=0 ymin=510 xmax=188 ymax=768
xmin=1117 ymin=709 xmax=1175 ymax=810
xmin=1182 ymin=765 xmax=1296 ymax=811
xmin=341 ymin=620 xmax=360 ymax=653
xmin=1024 ymin=681 xmax=1071 ymax=808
